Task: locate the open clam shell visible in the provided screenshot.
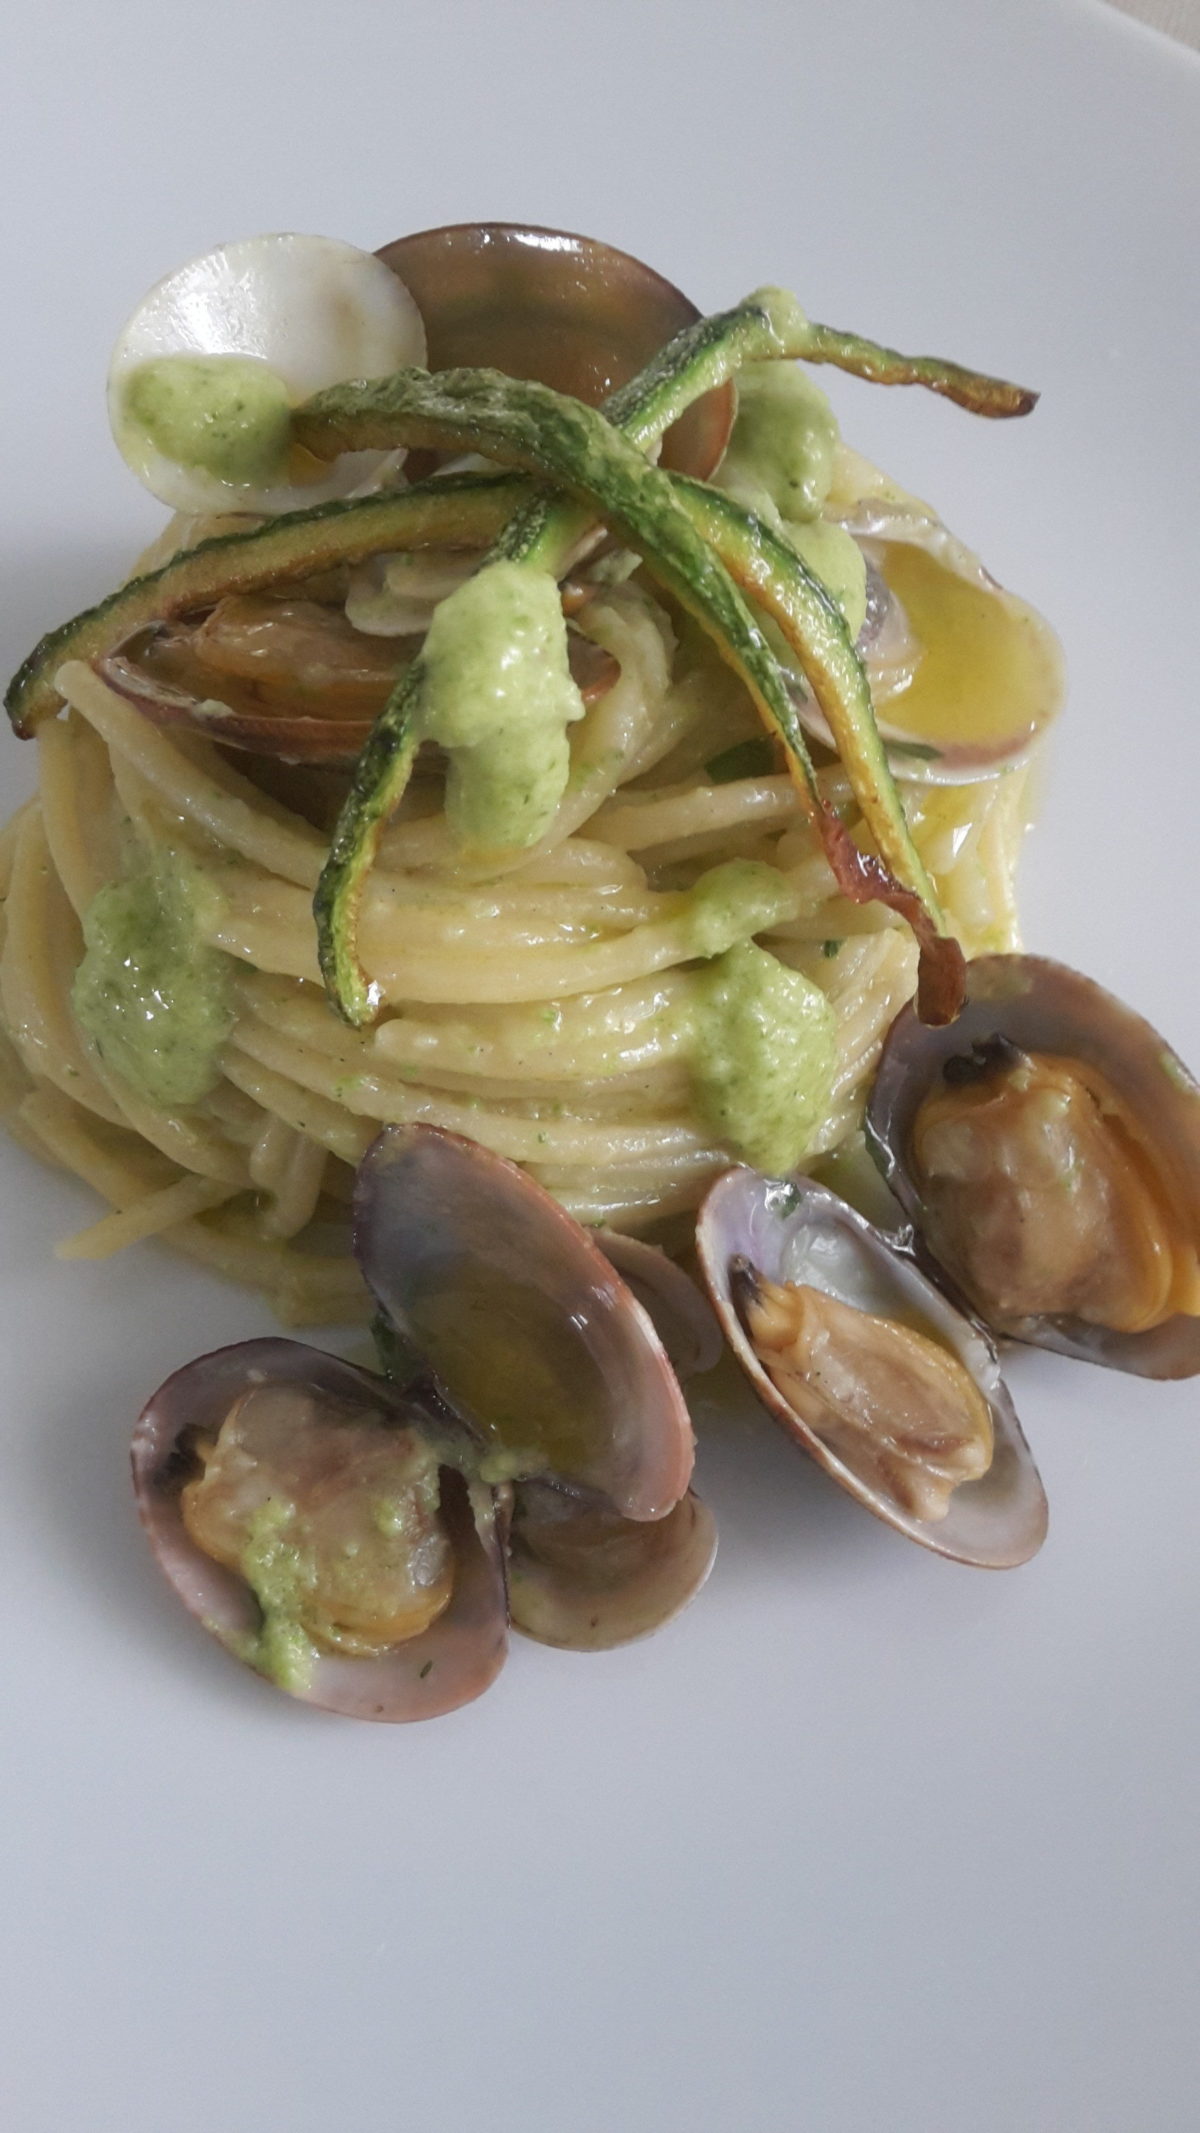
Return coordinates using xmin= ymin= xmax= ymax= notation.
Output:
xmin=867 ymin=953 xmax=1200 ymax=1376
xmin=132 ymin=1337 xmax=508 ymax=1720
xmin=592 ymin=1230 xmax=723 ymax=1380
xmin=695 ymin=1171 xmax=1048 ymax=1567
xmin=354 ymin=1126 xmax=696 ymax=1520
xmin=507 ymin=1478 xmax=717 ymax=1651
xmin=802 ymin=501 xmax=1065 ymax=784
xmin=109 ymin=233 xmax=427 ymax=515
xmin=95 ymin=609 xmax=619 ymax=764
xmin=376 ymin=222 xmax=734 ymax=482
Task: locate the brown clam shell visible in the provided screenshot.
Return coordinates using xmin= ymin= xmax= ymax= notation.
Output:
xmin=96 ymin=615 xmax=619 ymax=764
xmin=592 ymin=1229 xmax=723 ymax=1380
xmin=507 ymin=1477 xmax=717 ymax=1651
xmin=353 ymin=1125 xmax=696 ymax=1520
xmin=377 ymin=222 xmax=734 ymax=480
xmin=866 ymin=953 xmax=1200 ymax=1376
xmin=132 ymin=1336 xmax=509 ymax=1720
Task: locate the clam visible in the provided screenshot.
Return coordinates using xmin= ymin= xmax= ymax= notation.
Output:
xmin=134 ymin=1127 xmax=716 ymax=1713
xmin=695 ymin=1170 xmax=1048 ymax=1567
xmin=866 ymin=953 xmax=1200 ymax=1376
xmin=798 ymin=500 xmax=1065 ymax=783
xmin=592 ymin=1228 xmax=724 ymax=1381
xmin=353 ymin=1125 xmax=696 ymax=1518
xmin=109 ymin=233 xmax=427 ymax=515
xmin=507 ymin=1478 xmax=718 ymax=1651
xmin=95 ymin=602 xmax=618 ymax=764
xmin=132 ymin=1336 xmax=508 ymax=1721
xmin=375 ymin=221 xmax=734 ymax=481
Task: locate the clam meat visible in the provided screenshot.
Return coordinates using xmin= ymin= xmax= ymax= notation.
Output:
xmin=867 ymin=953 xmax=1200 ymax=1375
xmin=133 ymin=1124 xmax=717 ymax=1716
xmin=695 ymin=1169 xmax=1048 ymax=1567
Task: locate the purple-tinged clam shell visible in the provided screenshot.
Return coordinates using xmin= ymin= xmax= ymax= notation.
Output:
xmin=866 ymin=954 xmax=1200 ymax=1377
xmin=592 ymin=1230 xmax=723 ymax=1380
xmin=132 ymin=1337 xmax=508 ymax=1721
xmin=695 ymin=1171 xmax=1047 ymax=1568
xmin=354 ymin=1126 xmax=696 ymax=1520
xmin=508 ymin=1478 xmax=717 ymax=1651
xmin=96 ymin=614 xmax=617 ymax=765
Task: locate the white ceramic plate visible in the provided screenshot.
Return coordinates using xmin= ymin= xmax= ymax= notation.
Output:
xmin=1 ymin=3 xmax=1197 ymax=2127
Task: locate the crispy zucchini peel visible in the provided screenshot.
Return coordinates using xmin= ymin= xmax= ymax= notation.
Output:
xmin=5 ymin=291 xmax=1033 ymax=1030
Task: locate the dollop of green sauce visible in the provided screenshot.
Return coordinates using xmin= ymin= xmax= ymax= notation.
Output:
xmin=419 ymin=560 xmax=586 ymax=852
xmin=690 ymin=940 xmax=836 ymax=1176
xmin=724 ymin=361 xmax=839 ymax=524
xmin=119 ymin=353 xmax=294 ymax=487
xmin=235 ymin=1500 xmax=317 ymax=1695
xmin=684 ymin=860 xmax=798 ymax=959
xmin=716 ymin=359 xmax=867 ymax=638
xmin=72 ymin=851 xmax=234 ymax=1108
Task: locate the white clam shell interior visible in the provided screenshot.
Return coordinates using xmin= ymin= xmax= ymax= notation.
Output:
xmin=108 ymin=232 xmax=426 ymax=514
xmin=696 ymin=1171 xmax=1048 ymax=1568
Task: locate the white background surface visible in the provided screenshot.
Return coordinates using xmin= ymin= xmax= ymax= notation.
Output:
xmin=1 ymin=3 xmax=1198 ymax=2128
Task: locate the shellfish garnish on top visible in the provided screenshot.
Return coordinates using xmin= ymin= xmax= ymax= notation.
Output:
xmin=695 ymin=1170 xmax=1048 ymax=1568
xmin=866 ymin=953 xmax=1200 ymax=1376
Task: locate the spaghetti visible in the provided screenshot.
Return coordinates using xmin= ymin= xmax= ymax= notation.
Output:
xmin=0 ymin=507 xmax=1032 ymax=1321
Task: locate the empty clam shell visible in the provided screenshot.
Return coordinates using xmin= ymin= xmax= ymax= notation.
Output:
xmin=802 ymin=501 xmax=1065 ymax=784
xmin=109 ymin=232 xmax=427 ymax=515
xmin=95 ymin=607 xmax=618 ymax=764
xmin=132 ymin=1336 xmax=508 ymax=1720
xmin=592 ymin=1230 xmax=723 ymax=1379
xmin=507 ymin=1477 xmax=717 ymax=1650
xmin=376 ymin=221 xmax=734 ymax=480
xmin=695 ymin=1170 xmax=1048 ymax=1567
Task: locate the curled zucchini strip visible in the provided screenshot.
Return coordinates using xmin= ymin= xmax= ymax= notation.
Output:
xmin=297 ymin=367 xmax=965 ymax=1028
xmin=303 ymin=292 xmax=1027 ymax=1023
xmin=4 ymin=474 xmax=528 ymax=736
xmin=791 ymin=317 xmax=1037 ymax=417
xmin=668 ymin=478 xmax=943 ymax=921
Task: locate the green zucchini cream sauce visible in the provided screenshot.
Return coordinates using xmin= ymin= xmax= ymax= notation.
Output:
xmin=119 ymin=353 xmax=294 ymax=487
xmin=72 ymin=852 xmax=234 ymax=1108
xmin=688 ymin=939 xmax=837 ymax=1177
xmin=232 ymin=1501 xmax=319 ymax=1695
xmin=725 ymin=362 xmax=839 ymax=523
xmin=717 ymin=358 xmax=867 ymax=638
xmin=419 ymin=559 xmax=586 ymax=852
xmin=684 ymin=860 xmax=797 ymax=958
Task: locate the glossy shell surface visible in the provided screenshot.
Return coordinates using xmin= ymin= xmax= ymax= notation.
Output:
xmin=109 ymin=233 xmax=427 ymax=515
xmin=354 ymin=1125 xmax=695 ymax=1519
xmin=377 ymin=222 xmax=734 ymax=480
xmin=867 ymin=953 xmax=1200 ymax=1375
xmin=816 ymin=500 xmax=1065 ymax=784
xmin=507 ymin=1478 xmax=717 ymax=1651
xmin=96 ymin=615 xmax=618 ymax=764
xmin=132 ymin=1337 xmax=508 ymax=1721
xmin=696 ymin=1170 xmax=1048 ymax=1567
xmin=593 ymin=1230 xmax=723 ymax=1380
